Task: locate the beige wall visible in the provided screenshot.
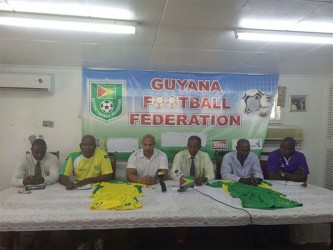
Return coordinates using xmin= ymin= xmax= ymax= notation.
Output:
xmin=278 ymin=75 xmax=327 ymax=186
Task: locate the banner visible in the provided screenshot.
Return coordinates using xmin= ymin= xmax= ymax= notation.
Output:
xmin=82 ymin=69 xmax=279 ymax=159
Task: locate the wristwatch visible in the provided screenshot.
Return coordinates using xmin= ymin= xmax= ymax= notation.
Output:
xmin=280 ymin=171 xmax=286 ymax=179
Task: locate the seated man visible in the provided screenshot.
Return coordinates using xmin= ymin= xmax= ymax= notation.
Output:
xmin=171 ymin=135 xmax=215 ymax=186
xmin=11 ymin=138 xmax=58 ymax=248
xmin=59 ymin=135 xmax=113 ymax=189
xmin=221 ymin=139 xmax=263 ymax=185
xmin=12 ymin=138 xmax=59 ymax=187
xmin=267 ymin=137 xmax=309 ymax=182
xmin=126 ymin=134 xmax=168 ymax=185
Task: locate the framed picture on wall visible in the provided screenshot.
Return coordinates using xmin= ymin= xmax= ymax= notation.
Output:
xmin=290 ymin=95 xmax=307 ymax=112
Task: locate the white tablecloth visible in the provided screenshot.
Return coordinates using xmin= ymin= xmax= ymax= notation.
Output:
xmin=248 ymin=181 xmax=333 ymax=225
xmin=0 ymin=181 xmax=249 ymax=231
xmin=1 ymin=180 xmax=333 ymax=233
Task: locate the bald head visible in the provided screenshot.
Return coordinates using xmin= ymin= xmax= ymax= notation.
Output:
xmin=31 ymin=139 xmax=47 ymax=161
xmin=279 ymin=137 xmax=295 ymax=158
xmin=281 ymin=137 xmax=295 ymax=148
xmin=187 ymin=136 xmax=201 ymax=156
xmin=236 ymin=139 xmax=250 ymax=162
xmin=81 ymin=135 xmax=96 ymax=144
xmin=141 ymin=134 xmax=156 ymax=159
xmin=237 ymin=139 xmax=250 ymax=148
xmin=141 ymin=134 xmax=156 ymax=145
xmin=32 ymin=139 xmax=47 ymax=148
xmin=80 ymin=135 xmax=96 ymax=158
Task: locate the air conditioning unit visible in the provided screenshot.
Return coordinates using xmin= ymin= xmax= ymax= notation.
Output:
xmin=265 ymin=125 xmax=303 ymax=142
xmin=0 ymin=73 xmax=54 ymax=93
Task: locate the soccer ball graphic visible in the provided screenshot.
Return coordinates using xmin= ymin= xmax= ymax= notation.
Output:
xmin=153 ymin=96 xmax=165 ymax=109
xmin=165 ymin=96 xmax=178 ymax=109
xmin=100 ymin=100 xmax=113 ymax=113
xmin=241 ymin=89 xmax=274 ymax=116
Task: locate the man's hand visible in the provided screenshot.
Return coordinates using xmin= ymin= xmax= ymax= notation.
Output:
xmin=139 ymin=175 xmax=155 ymax=185
xmin=23 ymin=176 xmax=33 ymax=186
xmin=239 ymin=177 xmax=261 ymax=186
xmin=23 ymin=175 xmax=44 ymax=185
xmin=75 ymin=178 xmax=91 ymax=188
xmin=65 ymin=181 xmax=77 ymax=190
xmin=195 ymin=177 xmax=208 ymax=186
xmin=31 ymin=176 xmax=44 ymax=185
xmin=294 ymin=167 xmax=305 ymax=175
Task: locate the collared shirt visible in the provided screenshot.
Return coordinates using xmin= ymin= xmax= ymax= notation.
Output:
xmin=170 ymin=150 xmax=215 ymax=181
xmin=127 ymin=148 xmax=168 ymax=178
xmin=61 ymin=148 xmax=113 ymax=181
xmin=221 ymin=151 xmax=263 ymax=181
xmin=267 ymin=149 xmax=310 ymax=174
xmin=11 ymin=152 xmax=59 ymax=187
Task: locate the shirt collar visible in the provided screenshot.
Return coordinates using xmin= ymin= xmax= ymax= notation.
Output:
xmin=30 ymin=152 xmax=42 ymax=164
xmin=140 ymin=148 xmax=156 ymax=159
xmin=187 ymin=151 xmax=197 ymax=160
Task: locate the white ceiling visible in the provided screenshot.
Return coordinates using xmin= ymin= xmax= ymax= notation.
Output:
xmin=1 ymin=0 xmax=333 ymax=76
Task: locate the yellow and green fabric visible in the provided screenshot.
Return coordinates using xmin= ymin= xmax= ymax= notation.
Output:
xmin=90 ymin=180 xmax=145 ymax=210
xmin=207 ymin=180 xmax=302 ymax=210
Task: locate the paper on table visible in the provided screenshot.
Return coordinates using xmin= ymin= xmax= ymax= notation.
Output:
xmin=285 ymin=181 xmax=302 ymax=186
xmin=25 ymin=184 xmax=46 ymax=190
xmin=77 ymin=183 xmax=92 ymax=190
xmin=273 ymin=181 xmax=301 ymax=186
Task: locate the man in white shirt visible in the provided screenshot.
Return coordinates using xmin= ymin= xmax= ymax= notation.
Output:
xmin=10 ymin=139 xmax=59 ymax=249
xmin=126 ymin=134 xmax=168 ymax=185
xmin=12 ymin=139 xmax=59 ymax=187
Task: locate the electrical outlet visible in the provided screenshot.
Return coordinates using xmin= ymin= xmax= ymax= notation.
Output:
xmin=42 ymin=121 xmax=54 ymax=128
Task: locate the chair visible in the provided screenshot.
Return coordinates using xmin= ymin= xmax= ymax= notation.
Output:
xmin=259 ymin=152 xmax=270 ymax=179
xmin=50 ymin=151 xmax=60 ymax=159
xmin=108 ymin=151 xmax=117 ymax=179
xmin=259 ymin=160 xmax=269 ymax=179
xmin=214 ymin=151 xmax=230 ymax=179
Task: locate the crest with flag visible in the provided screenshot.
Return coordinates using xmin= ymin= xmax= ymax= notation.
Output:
xmin=89 ymin=80 xmax=125 ymax=122
xmin=179 ymin=176 xmax=195 ymax=188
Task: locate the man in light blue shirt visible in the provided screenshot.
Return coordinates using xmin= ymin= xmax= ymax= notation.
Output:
xmin=221 ymin=139 xmax=263 ymax=185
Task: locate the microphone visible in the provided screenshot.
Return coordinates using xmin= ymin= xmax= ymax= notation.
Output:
xmin=157 ymin=170 xmax=167 ymax=192
xmin=175 ymin=170 xmax=184 ymax=179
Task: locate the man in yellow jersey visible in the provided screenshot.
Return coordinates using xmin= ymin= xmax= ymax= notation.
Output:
xmin=59 ymin=135 xmax=113 ymax=249
xmin=59 ymin=135 xmax=113 ymax=190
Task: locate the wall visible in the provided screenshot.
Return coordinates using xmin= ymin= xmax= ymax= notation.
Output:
xmin=0 ymin=66 xmax=328 ymax=190
xmin=0 ymin=66 xmax=82 ymax=191
xmin=277 ymin=75 xmax=327 ymax=186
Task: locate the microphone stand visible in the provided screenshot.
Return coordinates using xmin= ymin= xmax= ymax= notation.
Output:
xmin=157 ymin=170 xmax=167 ymax=192
xmin=175 ymin=170 xmax=186 ymax=192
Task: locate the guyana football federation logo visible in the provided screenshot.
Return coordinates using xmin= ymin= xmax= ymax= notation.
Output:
xmin=89 ymin=80 xmax=125 ymax=122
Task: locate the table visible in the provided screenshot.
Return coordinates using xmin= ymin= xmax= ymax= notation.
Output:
xmin=248 ymin=181 xmax=333 ymax=225
xmin=0 ymin=181 xmax=250 ymax=232
xmin=0 ymin=180 xmax=332 ymax=248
